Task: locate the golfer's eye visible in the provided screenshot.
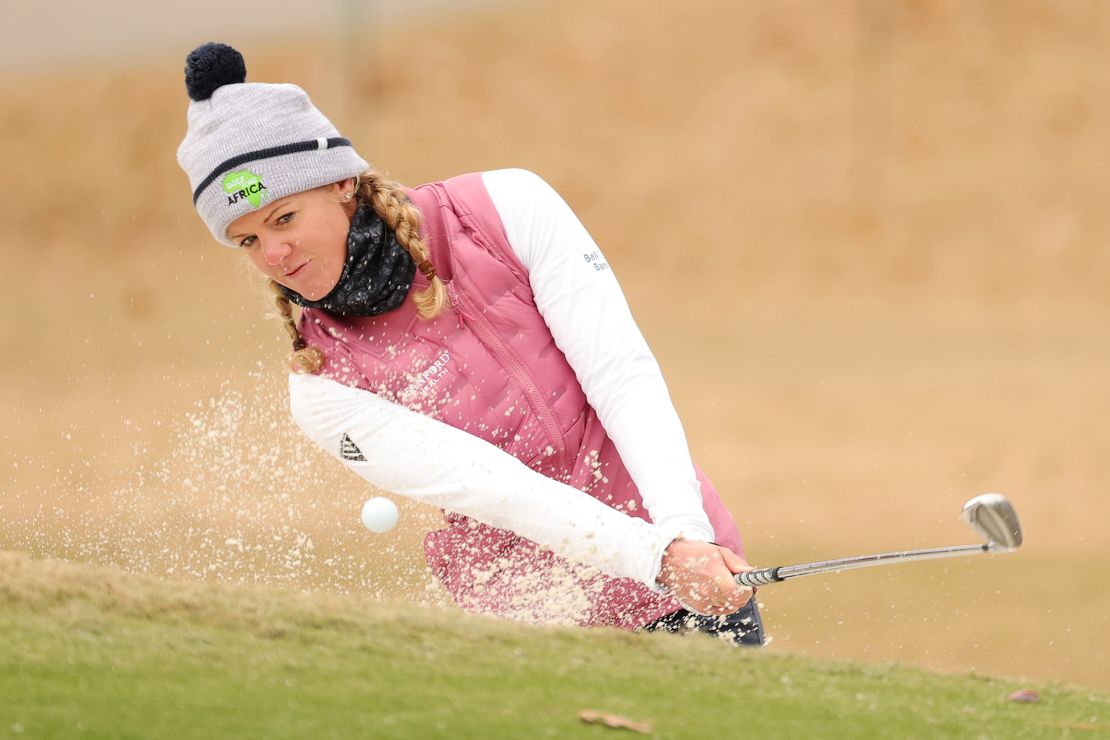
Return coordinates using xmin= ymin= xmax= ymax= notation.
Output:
xmin=276 ymin=212 xmax=295 ymax=225
xmin=238 ymin=235 xmax=257 ymax=248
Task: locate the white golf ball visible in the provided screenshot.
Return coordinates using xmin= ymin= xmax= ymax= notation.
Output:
xmin=360 ymin=497 xmax=398 ymax=533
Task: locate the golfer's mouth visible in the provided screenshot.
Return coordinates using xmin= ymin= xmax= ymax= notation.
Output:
xmin=284 ymin=260 xmax=310 ymax=278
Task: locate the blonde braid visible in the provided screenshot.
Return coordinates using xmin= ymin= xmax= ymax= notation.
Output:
xmin=268 ymin=279 xmax=324 ymax=374
xmin=357 ymin=170 xmax=448 ymax=320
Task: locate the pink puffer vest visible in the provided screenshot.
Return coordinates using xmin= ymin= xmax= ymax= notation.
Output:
xmin=298 ymin=172 xmax=744 ymax=629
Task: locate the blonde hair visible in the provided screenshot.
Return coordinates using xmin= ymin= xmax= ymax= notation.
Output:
xmin=270 ymin=169 xmax=448 ymax=375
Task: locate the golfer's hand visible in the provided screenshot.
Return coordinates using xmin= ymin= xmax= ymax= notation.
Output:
xmin=656 ymin=539 xmax=754 ymax=616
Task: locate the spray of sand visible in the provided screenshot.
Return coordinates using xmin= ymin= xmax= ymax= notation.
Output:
xmin=1 ymin=368 xmax=631 ymax=627
xmin=2 ymin=370 xmax=449 ymax=606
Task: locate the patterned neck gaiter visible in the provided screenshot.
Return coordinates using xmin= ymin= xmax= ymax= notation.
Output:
xmin=281 ymin=202 xmax=416 ymax=317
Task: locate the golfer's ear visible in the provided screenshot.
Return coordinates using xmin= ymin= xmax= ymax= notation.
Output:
xmin=322 ymin=178 xmax=354 ymax=197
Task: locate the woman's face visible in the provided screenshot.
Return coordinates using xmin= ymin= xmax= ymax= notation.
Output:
xmin=227 ymin=179 xmax=357 ymax=300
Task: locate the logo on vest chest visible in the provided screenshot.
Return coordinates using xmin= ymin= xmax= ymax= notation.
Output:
xmin=402 ymin=350 xmax=452 ymax=396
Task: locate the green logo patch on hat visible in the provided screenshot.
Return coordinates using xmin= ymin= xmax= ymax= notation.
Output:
xmin=223 ymin=169 xmax=269 ymax=209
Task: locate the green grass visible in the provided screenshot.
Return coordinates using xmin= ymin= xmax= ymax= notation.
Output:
xmin=1 ymin=553 xmax=1106 ymax=739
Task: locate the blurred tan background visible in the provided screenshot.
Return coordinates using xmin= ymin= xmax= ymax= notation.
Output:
xmin=2 ymin=0 xmax=1108 ymax=690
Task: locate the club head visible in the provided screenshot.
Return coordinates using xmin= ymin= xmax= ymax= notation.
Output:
xmin=961 ymin=493 xmax=1023 ymax=550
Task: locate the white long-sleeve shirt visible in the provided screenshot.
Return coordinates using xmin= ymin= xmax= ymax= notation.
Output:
xmin=289 ymin=169 xmax=716 ymax=590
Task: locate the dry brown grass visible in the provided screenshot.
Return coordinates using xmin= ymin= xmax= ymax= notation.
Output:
xmin=2 ymin=0 xmax=1108 ymax=689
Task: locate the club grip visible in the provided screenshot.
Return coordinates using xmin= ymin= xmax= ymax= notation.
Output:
xmin=735 ymin=567 xmax=783 ymax=588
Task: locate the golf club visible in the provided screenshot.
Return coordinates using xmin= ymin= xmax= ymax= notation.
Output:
xmin=734 ymin=493 xmax=1022 ymax=588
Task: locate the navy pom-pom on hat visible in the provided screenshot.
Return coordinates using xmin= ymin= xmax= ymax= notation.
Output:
xmin=184 ymin=42 xmax=247 ymax=101
xmin=176 ymin=42 xmax=369 ymax=246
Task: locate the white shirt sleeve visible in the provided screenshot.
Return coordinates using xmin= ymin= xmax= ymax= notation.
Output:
xmin=481 ymin=168 xmax=716 ymax=544
xmin=288 ymin=372 xmax=674 ymax=589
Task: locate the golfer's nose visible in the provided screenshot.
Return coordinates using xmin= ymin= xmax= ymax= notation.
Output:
xmin=262 ymin=237 xmax=292 ymax=267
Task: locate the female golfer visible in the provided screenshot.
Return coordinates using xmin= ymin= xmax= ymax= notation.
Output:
xmin=177 ymin=43 xmax=762 ymax=643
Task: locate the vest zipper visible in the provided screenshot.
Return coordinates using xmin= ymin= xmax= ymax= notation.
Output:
xmin=447 ymin=282 xmax=570 ymax=471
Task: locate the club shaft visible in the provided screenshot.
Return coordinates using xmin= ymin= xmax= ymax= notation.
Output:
xmin=735 ymin=543 xmax=1003 ymax=588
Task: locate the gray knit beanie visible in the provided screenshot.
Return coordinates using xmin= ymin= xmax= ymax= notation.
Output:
xmin=176 ymin=43 xmax=369 ymax=247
